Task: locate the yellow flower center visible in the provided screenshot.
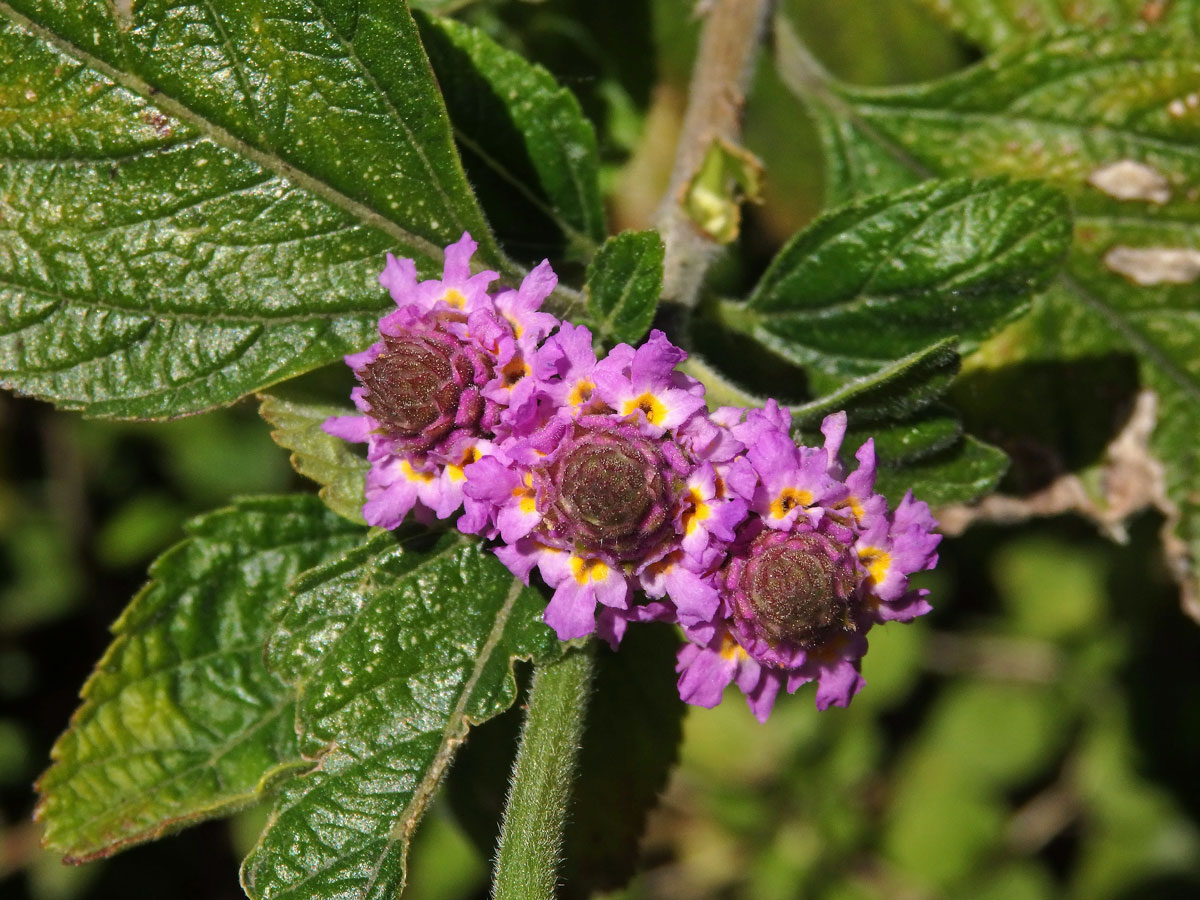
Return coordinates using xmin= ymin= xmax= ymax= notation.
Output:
xmin=718 ymin=632 xmax=745 ymax=662
xmin=567 ymin=379 xmax=595 ymax=408
xmin=512 ymin=473 xmax=537 ymax=514
xmin=682 ymin=486 xmax=711 ymax=537
xmin=500 ymin=355 xmax=530 ymax=388
xmin=444 ymin=445 xmax=481 ymax=483
xmin=769 ymin=487 xmax=813 ymax=519
xmin=569 ymin=555 xmax=611 ymax=585
xmin=621 ymin=392 xmax=668 ymax=426
xmin=400 ymin=460 xmax=436 ymax=484
xmin=857 ymin=546 xmax=891 ymax=586
xmin=503 ymin=312 xmax=524 ymax=339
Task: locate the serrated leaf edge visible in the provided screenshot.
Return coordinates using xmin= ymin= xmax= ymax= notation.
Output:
xmin=34 ymin=495 xmax=358 ymax=861
xmin=242 ymin=541 xmax=553 ymax=900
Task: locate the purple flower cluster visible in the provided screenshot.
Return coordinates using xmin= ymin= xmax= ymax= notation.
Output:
xmin=325 ymin=235 xmax=941 ymax=722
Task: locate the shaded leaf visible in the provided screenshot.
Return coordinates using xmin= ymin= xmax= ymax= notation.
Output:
xmin=835 ymin=403 xmax=1007 ymax=507
xmin=873 ymin=433 xmax=1009 ymax=507
xmin=241 ymin=532 xmax=559 ymax=900
xmin=417 ymin=12 xmax=606 ymax=259
xmin=913 ymin=0 xmax=1197 ymax=51
xmin=0 ymin=1 xmax=506 ymax=418
xmin=563 ymin=623 xmax=685 ymax=898
xmin=846 ymin=406 xmax=964 ymax=469
xmin=795 ymin=27 xmax=1200 ymax=603
xmin=790 ymin=336 xmax=960 ymax=428
xmin=258 ymin=392 xmax=367 ymax=525
xmin=586 ymin=230 xmax=665 ymax=347
xmin=35 ymin=496 xmax=366 ymax=862
xmin=726 ymin=177 xmax=1070 ymax=392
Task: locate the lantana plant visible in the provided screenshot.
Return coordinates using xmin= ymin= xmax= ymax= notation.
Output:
xmin=6 ymin=1 xmax=1198 ymax=898
xmin=326 ymin=233 xmax=940 ymax=720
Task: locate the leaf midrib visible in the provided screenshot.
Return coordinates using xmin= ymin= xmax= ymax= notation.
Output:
xmin=1059 ymin=271 xmax=1200 ymax=405
xmin=44 ymin=698 xmax=298 ymax=861
xmin=303 ymin=0 xmax=468 ymax=235
xmin=366 ymin=576 xmax=527 ymax=898
xmin=47 ymin=695 xmax=293 ymax=800
xmin=0 ymin=275 xmax=384 ymax=325
xmin=257 ymin=543 xmax=529 ymax=900
xmin=0 ymin=1 xmax=448 ymax=263
xmin=850 ymin=103 xmax=1200 ymax=159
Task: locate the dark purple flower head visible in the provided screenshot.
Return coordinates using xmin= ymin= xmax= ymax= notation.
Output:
xmin=534 ymin=416 xmax=685 ymax=562
xmin=725 ymin=526 xmax=860 ymax=660
xmin=357 ymin=322 xmax=494 ymax=452
xmin=675 ymin=413 xmax=941 ymax=717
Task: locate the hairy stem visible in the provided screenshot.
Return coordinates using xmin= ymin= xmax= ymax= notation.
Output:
xmin=679 ymin=355 xmax=768 ymax=410
xmin=491 ymin=643 xmax=596 ymax=900
xmin=655 ymin=0 xmax=772 ymax=309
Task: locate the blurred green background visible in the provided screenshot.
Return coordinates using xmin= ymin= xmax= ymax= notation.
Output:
xmin=3 ymin=1 xmax=1200 ymax=898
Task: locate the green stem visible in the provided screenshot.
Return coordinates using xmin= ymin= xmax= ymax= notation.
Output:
xmin=491 ymin=643 xmax=595 ymax=900
xmin=678 ymin=355 xmax=769 ymax=411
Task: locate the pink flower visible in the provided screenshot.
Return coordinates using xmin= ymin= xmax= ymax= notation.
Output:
xmin=324 ymin=237 xmax=942 ymax=720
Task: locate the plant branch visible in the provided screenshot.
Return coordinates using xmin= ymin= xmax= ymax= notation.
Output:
xmin=491 ymin=643 xmax=596 ymax=900
xmin=655 ymin=0 xmax=773 ymax=309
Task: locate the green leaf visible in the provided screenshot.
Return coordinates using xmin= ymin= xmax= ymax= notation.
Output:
xmin=258 ymin=392 xmax=367 ymax=525
xmin=798 ymin=28 xmax=1200 ymax=600
xmin=0 ymin=1 xmax=507 ymax=418
xmin=789 ymin=336 xmax=960 ymax=428
xmin=241 ymin=532 xmax=560 ymax=900
xmin=873 ymin=433 xmax=1009 ymax=507
xmin=912 ymin=0 xmax=1197 ymax=52
xmin=833 ymin=402 xmax=1007 ymax=507
xmin=563 ymin=623 xmax=684 ymax=898
xmin=35 ymin=495 xmax=366 ymax=863
xmin=416 ymin=12 xmax=606 ymax=258
xmin=585 ymin=230 xmax=665 ymax=347
xmin=724 ymin=177 xmax=1070 ymax=391
xmin=847 ymin=407 xmax=964 ymax=468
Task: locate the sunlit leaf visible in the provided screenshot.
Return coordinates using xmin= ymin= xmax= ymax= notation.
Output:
xmin=789 ymin=25 xmax=1200 ymax=604
xmin=586 ymin=230 xmax=665 ymax=348
xmin=913 ymin=0 xmax=1197 ymax=51
xmin=241 ymin=532 xmax=559 ymax=900
xmin=0 ymin=2 xmax=508 ymax=418
xmin=727 ymin=177 xmax=1070 ymax=391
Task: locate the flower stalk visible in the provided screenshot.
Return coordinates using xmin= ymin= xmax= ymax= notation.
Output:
xmin=491 ymin=643 xmax=596 ymax=900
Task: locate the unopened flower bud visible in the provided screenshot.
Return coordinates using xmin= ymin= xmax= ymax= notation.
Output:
xmin=538 ymin=419 xmax=678 ymax=561
xmin=728 ymin=528 xmax=858 ymax=650
xmin=359 ymin=327 xmax=492 ymax=451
